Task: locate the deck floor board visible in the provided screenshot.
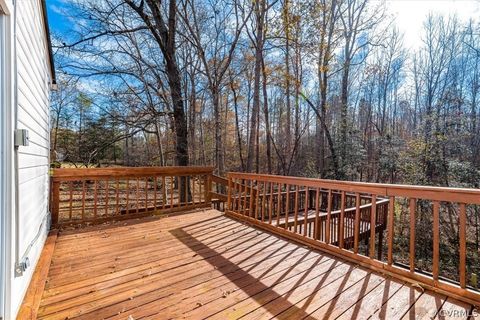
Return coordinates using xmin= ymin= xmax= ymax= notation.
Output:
xmin=34 ymin=209 xmax=476 ymax=319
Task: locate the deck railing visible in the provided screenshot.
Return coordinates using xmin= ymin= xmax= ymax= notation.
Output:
xmin=226 ymin=172 xmax=480 ymax=306
xmin=50 ymin=166 xmax=215 ymax=226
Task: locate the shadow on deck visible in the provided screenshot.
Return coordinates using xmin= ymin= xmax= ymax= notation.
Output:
xmin=21 ymin=209 xmax=477 ymax=319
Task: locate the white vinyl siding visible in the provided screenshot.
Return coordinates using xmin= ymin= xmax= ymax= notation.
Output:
xmin=8 ymin=0 xmax=52 ymax=317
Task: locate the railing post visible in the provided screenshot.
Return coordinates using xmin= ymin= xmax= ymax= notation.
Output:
xmin=205 ymin=173 xmax=212 ymax=205
xmin=50 ymin=179 xmax=60 ymax=226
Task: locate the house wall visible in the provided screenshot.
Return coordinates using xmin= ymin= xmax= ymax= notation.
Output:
xmin=1 ymin=0 xmax=52 ymax=318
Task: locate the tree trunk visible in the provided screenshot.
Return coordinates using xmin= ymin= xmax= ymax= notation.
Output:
xmin=246 ymin=0 xmax=265 ymax=172
xmin=261 ymin=55 xmax=272 ymax=174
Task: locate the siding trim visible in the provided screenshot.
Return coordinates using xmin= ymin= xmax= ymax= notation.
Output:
xmin=0 ymin=8 xmax=15 ymax=320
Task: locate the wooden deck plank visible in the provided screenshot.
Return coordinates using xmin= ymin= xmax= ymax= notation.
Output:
xmin=301 ymin=273 xmax=385 ymax=319
xmin=25 ymin=209 xmax=476 ymax=320
xmin=45 ymin=222 xmax=264 ymax=289
xmin=184 ymin=258 xmax=354 ymax=320
xmin=336 ymin=278 xmax=405 ymax=320
xmin=41 ymin=232 xmax=301 ymax=307
xmin=38 ymin=233 xmax=286 ymax=317
xmin=46 ymin=220 xmax=255 ymax=276
xmin=79 ymin=246 xmax=320 ymax=320
xmin=401 ymin=291 xmax=446 ymax=320
xmin=265 ymin=268 xmax=370 ymax=320
xmin=369 ymin=282 xmax=423 ymax=319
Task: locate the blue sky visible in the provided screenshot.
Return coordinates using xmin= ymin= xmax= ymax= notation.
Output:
xmin=46 ymin=0 xmax=79 ymax=40
xmin=47 ymin=0 xmax=480 ymax=51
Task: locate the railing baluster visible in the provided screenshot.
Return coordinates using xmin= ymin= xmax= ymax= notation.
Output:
xmin=233 ymin=178 xmax=238 ymax=211
xmin=304 ymin=187 xmax=309 ymax=236
xmin=409 ymin=198 xmax=416 ymax=272
xmin=285 ymin=184 xmax=290 ymax=230
xmin=387 ymin=196 xmax=395 ymax=265
xmin=81 ymin=180 xmax=86 ymax=220
xmin=126 ymin=179 xmax=130 ymax=214
xmin=192 ymin=176 xmax=196 ymax=205
xmin=354 ymin=193 xmax=361 ymax=254
xmin=170 ymin=176 xmax=174 ymax=209
xmin=242 ymin=181 xmax=247 ymax=216
xmin=162 ymin=176 xmax=166 ymax=209
xmin=240 ymin=181 xmax=244 ymax=215
xmin=294 ymin=185 xmax=299 ymax=233
xmin=69 ymin=181 xmax=73 ymax=220
xmin=153 ymin=176 xmax=158 ymax=210
xmin=136 ymin=178 xmax=140 ymax=213
xmin=51 ymin=180 xmax=60 ymax=225
xmin=339 ymin=191 xmax=346 ymax=248
xmin=277 ymin=184 xmax=282 ymax=226
xmin=262 ymin=181 xmax=267 ymax=221
xmin=459 ymin=203 xmax=467 ymax=288
xmin=227 ymin=176 xmax=232 ymax=211
xmin=184 ymin=176 xmax=189 ymax=206
xmin=433 ymin=200 xmax=440 ymax=281
xmin=314 ymin=188 xmax=320 ymax=240
xmin=185 ymin=176 xmax=189 ymax=206
xmin=145 ymin=177 xmax=148 ymax=209
xmin=105 ymin=179 xmax=109 ymax=216
xmin=254 ymin=181 xmax=260 ymax=219
xmin=369 ymin=194 xmax=377 ymax=258
xmin=249 ymin=180 xmax=255 ymax=218
xmin=115 ymin=179 xmax=119 ymax=216
xmin=269 ymin=182 xmax=273 ymax=224
xmin=326 ymin=190 xmax=332 ymax=244
xmin=94 ymin=180 xmax=98 ymax=219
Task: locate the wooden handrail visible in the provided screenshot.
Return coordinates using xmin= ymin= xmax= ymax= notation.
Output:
xmin=225 ymin=172 xmax=480 ymax=307
xmin=50 ymin=166 xmax=215 ymax=226
xmin=227 ymin=172 xmax=480 ymax=204
xmin=52 ymin=166 xmax=214 ymax=180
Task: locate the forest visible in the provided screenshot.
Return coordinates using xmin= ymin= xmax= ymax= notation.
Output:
xmin=50 ymin=0 xmax=480 ymax=189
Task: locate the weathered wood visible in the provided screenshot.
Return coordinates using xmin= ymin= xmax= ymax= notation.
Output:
xmin=226 ymin=172 xmax=480 ymax=307
xmin=50 ymin=167 xmax=215 ymax=226
xmin=25 ymin=210 xmax=474 ymax=320
xmin=227 ymin=172 xmax=480 ymax=204
xmin=226 ymin=209 xmax=480 ymax=307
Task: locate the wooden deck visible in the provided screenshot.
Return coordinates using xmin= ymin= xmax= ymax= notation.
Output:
xmin=31 ymin=209 xmax=477 ymax=319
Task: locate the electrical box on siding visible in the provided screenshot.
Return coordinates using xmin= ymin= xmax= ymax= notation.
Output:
xmin=14 ymin=129 xmax=29 ymax=147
